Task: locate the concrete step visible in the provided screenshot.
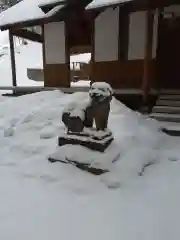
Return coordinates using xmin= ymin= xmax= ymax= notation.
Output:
xmin=150 ymin=113 xmax=180 ymax=122
xmin=156 ymin=100 xmax=180 ymax=107
xmin=159 ymin=95 xmax=180 ymax=100
xmin=152 ymin=106 xmax=180 ymax=114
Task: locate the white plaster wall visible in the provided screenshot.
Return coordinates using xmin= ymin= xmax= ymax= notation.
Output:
xmin=94 ymin=7 xmax=119 ymax=62
xmin=128 ymin=11 xmax=146 ymax=60
xmin=44 ymin=22 xmax=66 ymax=64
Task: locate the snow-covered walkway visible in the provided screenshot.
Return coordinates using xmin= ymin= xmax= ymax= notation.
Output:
xmin=0 ymin=90 xmax=179 ymax=239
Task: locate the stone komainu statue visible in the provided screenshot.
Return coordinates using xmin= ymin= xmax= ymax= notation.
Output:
xmin=62 ymin=82 xmax=113 ymax=133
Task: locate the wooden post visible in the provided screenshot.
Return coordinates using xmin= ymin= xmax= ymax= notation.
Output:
xmin=65 ymin=21 xmax=70 ymax=87
xmin=90 ymin=19 xmax=95 ymax=84
xmin=9 ymin=30 xmax=17 ymax=93
xmin=41 ymin=24 xmax=46 ymax=86
xmin=142 ymin=10 xmax=154 ymax=103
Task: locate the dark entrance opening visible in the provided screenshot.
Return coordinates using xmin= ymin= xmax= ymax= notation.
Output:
xmin=157 ymin=16 xmax=180 ymax=88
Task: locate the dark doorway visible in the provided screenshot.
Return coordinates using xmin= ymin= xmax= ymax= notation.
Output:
xmin=157 ymin=17 xmax=180 ymax=88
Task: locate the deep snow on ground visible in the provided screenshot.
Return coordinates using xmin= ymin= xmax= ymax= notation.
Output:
xmin=0 ymin=90 xmax=179 ymax=239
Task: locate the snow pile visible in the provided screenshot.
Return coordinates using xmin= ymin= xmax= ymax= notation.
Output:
xmin=0 ymin=90 xmax=179 ymax=239
xmin=70 ymin=53 xmax=91 ymax=64
xmin=71 ymin=80 xmax=91 ymax=87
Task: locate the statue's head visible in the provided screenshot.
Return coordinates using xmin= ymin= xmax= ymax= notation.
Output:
xmin=89 ymin=82 xmax=113 ymax=103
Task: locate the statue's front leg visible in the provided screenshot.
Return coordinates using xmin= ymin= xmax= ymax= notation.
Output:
xmin=94 ymin=103 xmax=110 ymax=131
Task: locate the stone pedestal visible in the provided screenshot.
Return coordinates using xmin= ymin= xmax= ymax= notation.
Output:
xmin=48 ymin=141 xmax=120 ymax=175
xmin=58 ymin=128 xmax=114 ymax=152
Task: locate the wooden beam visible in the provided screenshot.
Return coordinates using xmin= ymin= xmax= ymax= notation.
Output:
xmin=11 ymin=29 xmax=43 ymax=43
xmin=9 ymin=30 xmax=17 ymax=91
xmin=142 ymin=10 xmax=154 ymax=103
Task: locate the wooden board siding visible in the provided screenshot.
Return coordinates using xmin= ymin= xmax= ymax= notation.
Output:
xmin=91 ymin=61 xmax=119 ymax=87
xmin=91 ymin=59 xmax=156 ymax=88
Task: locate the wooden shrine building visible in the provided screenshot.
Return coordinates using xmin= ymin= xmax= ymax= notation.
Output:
xmin=0 ymin=0 xmax=180 ymax=102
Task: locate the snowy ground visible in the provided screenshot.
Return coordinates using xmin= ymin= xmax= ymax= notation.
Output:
xmin=0 ymin=90 xmax=179 ymax=239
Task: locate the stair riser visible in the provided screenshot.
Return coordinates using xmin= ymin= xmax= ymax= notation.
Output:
xmin=156 ymin=101 xmax=180 ymax=107
xmin=159 ymin=96 xmax=180 ymax=100
xmin=151 ymin=116 xmax=180 ymax=123
xmin=160 ymin=90 xmax=180 ymax=95
xmin=152 ymin=108 xmax=180 ymax=114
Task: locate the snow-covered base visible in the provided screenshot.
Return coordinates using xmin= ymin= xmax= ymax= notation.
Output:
xmin=62 ymin=128 xmax=113 ymax=143
xmin=48 ymin=141 xmax=120 ymax=171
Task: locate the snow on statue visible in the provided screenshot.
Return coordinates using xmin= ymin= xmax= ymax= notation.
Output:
xmin=48 ymin=82 xmax=120 ymax=174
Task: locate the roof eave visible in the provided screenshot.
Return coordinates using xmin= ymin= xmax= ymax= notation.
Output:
xmin=0 ymin=5 xmax=67 ymax=31
xmin=0 ymin=17 xmax=46 ymax=31
xmin=0 ymin=14 xmax=64 ymax=31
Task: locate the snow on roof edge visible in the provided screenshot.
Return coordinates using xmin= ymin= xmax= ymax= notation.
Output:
xmin=0 ymin=0 xmax=46 ymax=29
xmin=86 ymin=0 xmax=133 ymax=10
xmin=38 ymin=0 xmax=66 ymax=8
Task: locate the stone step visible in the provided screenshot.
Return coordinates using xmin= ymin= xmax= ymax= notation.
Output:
xmin=160 ymin=89 xmax=180 ymax=95
xmin=158 ymin=121 xmax=180 ymax=136
xmin=161 ymin=128 xmax=180 ymax=136
xmin=150 ymin=113 xmax=180 ymax=122
xmin=159 ymin=121 xmax=180 ymax=129
xmin=156 ymin=100 xmax=180 ymax=107
xmin=152 ymin=106 xmax=180 ymax=114
xmin=159 ymin=95 xmax=180 ymax=100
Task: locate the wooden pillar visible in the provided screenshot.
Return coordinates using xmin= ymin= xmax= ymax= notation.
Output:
xmin=42 ymin=24 xmax=45 ymax=86
xmin=9 ymin=30 xmax=17 ymax=92
xmin=90 ymin=19 xmax=95 ymax=84
xmin=65 ymin=21 xmax=70 ymax=85
xmin=142 ymin=10 xmax=154 ymax=103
